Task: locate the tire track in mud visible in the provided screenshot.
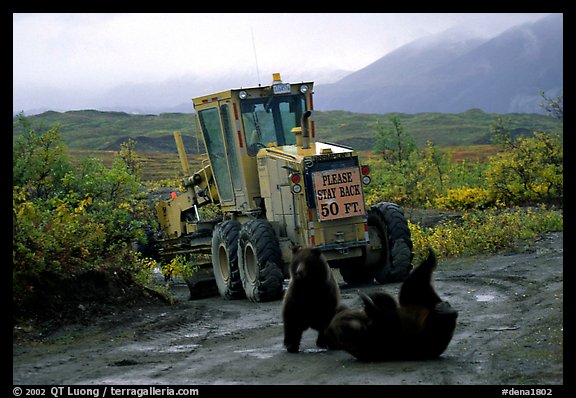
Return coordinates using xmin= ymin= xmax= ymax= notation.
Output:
xmin=117 ymin=304 xmax=275 ymax=348
xmin=84 ymin=295 xmax=289 ymax=384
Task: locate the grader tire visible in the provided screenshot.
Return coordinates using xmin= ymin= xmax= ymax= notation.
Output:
xmin=368 ymin=202 xmax=413 ymax=283
xmin=211 ymin=220 xmax=245 ymax=299
xmin=238 ymin=219 xmax=284 ymax=302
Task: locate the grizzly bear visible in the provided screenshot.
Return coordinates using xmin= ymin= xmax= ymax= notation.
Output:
xmin=325 ymin=247 xmax=457 ymax=361
xmin=282 ymin=246 xmax=343 ymax=353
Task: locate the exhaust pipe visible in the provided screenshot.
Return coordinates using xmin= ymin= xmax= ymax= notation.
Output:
xmin=301 ymin=111 xmax=312 ymax=149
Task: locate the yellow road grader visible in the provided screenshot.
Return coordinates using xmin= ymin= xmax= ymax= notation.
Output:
xmin=155 ymin=73 xmax=413 ymax=302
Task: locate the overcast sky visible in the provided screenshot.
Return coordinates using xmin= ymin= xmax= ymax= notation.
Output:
xmin=13 ymin=13 xmax=553 ymax=113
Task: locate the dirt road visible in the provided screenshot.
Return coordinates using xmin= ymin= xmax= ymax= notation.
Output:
xmin=12 ymin=232 xmax=563 ymax=386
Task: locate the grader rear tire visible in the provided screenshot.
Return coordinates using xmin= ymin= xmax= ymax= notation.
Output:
xmin=237 ymin=219 xmax=284 ymax=302
xmin=368 ymin=202 xmax=413 ymax=283
xmin=211 ymin=220 xmax=245 ymax=299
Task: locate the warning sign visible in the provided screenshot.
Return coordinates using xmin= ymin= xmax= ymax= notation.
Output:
xmin=312 ymin=167 xmax=366 ymax=221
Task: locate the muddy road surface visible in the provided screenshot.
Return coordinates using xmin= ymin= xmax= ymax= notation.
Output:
xmin=13 ymin=232 xmax=563 ymax=386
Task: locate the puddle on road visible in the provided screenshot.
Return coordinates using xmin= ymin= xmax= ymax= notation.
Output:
xmin=162 ymin=344 xmax=201 ymax=353
xmin=234 ymin=345 xmax=283 ymax=359
xmin=234 ymin=345 xmax=328 ymax=359
xmin=116 ymin=342 xmax=200 ymax=354
xmin=475 ymin=294 xmax=496 ymax=302
xmin=302 ymin=347 xmax=328 ymax=354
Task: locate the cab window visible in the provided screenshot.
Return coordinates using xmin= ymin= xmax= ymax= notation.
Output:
xmin=197 ymin=107 xmax=233 ymax=202
xmin=241 ymin=94 xmax=306 ymax=156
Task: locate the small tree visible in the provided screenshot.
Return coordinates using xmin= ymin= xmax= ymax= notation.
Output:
xmin=490 ymin=116 xmax=516 ymax=148
xmin=419 ymin=140 xmax=449 ymax=193
xmin=117 ymin=138 xmax=142 ymax=177
xmin=372 ymin=117 xmax=453 ymax=207
xmin=375 ymin=116 xmax=416 ymax=165
xmin=13 ymin=114 xmax=73 ymax=200
xmin=539 ymin=90 xmax=563 ymax=120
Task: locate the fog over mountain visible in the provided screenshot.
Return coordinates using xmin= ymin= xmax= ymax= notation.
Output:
xmin=14 ymin=14 xmax=562 ymax=116
xmin=314 ymin=14 xmax=563 ymax=114
xmin=15 ymin=68 xmax=352 ymax=116
xmin=95 ymin=67 xmax=352 ymax=114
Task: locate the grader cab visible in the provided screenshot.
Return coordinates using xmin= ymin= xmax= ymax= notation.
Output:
xmin=155 ymin=73 xmax=413 ymax=302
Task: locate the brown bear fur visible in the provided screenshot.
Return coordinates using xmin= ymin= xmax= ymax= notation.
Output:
xmin=325 ymin=247 xmax=457 ymax=361
xmin=282 ymin=246 xmax=343 ymax=353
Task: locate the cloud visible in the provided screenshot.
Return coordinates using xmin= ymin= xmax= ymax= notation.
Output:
xmin=13 ymin=13 xmax=552 ymax=113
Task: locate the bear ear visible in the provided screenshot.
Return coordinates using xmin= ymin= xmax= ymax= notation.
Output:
xmin=291 ymin=245 xmax=302 ymax=254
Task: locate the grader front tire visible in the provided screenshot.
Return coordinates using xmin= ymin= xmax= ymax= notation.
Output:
xmin=237 ymin=219 xmax=284 ymax=302
xmin=211 ymin=221 xmax=245 ymax=299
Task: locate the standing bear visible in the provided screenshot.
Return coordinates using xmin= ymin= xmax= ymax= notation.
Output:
xmin=282 ymin=246 xmax=343 ymax=353
xmin=325 ymin=247 xmax=458 ymax=361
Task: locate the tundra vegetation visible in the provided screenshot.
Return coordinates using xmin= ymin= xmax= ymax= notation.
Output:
xmin=12 ymin=95 xmax=562 ymax=323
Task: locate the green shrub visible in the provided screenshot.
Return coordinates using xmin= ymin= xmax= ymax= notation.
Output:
xmin=485 ymin=131 xmax=562 ymax=207
xmin=13 ymin=117 xmax=160 ymax=319
xmin=435 ymin=187 xmax=493 ymax=210
xmin=409 ymin=207 xmax=563 ymax=263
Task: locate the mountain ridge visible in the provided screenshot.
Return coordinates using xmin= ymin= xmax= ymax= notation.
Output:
xmin=314 ymin=14 xmax=563 ymax=114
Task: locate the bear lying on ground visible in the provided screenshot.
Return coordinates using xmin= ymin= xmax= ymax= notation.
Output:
xmin=325 ymin=247 xmax=457 ymax=361
xmin=282 ymin=246 xmax=343 ymax=353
